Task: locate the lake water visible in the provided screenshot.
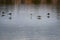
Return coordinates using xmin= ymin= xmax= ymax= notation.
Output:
xmin=0 ymin=5 xmax=60 ymax=40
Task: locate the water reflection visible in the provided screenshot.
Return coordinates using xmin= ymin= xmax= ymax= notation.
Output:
xmin=0 ymin=5 xmax=60 ymax=40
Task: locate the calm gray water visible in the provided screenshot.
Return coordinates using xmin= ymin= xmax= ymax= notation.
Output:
xmin=0 ymin=5 xmax=60 ymax=40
